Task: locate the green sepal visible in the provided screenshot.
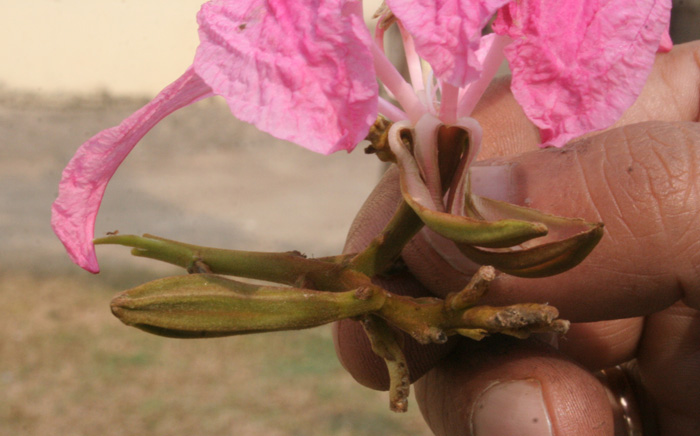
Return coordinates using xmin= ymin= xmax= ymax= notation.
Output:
xmin=111 ymin=274 xmax=385 ymax=338
xmin=455 ymin=194 xmax=604 ymax=277
xmin=466 ymin=194 xmax=597 ymax=237
xmin=457 ymin=222 xmax=604 ymax=278
xmin=402 ymin=191 xmax=548 ymax=248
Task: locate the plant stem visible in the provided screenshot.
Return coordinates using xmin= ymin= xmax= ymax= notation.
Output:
xmin=349 ymin=200 xmax=424 ymax=277
xmin=94 ymin=234 xmax=363 ymax=290
xmin=360 ymin=314 xmax=410 ymax=413
xmin=96 ymin=236 xmax=570 ymax=345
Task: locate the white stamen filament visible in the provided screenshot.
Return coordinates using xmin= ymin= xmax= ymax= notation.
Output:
xmin=457 ymin=34 xmax=511 ymax=118
xmin=438 ymin=82 xmax=459 ymax=124
xmin=398 ymin=23 xmax=425 ymax=95
xmin=378 ymin=96 xmax=408 ymax=122
xmin=371 ymin=41 xmax=426 ymax=124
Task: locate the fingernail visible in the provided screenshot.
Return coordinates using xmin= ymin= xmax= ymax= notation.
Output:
xmin=469 ymin=163 xmax=521 ymax=204
xmin=471 ymin=379 xmax=553 ymax=436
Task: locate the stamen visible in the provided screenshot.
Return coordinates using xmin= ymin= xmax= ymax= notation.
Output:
xmin=371 ymin=42 xmax=426 ymax=124
xmin=373 ymin=17 xmax=399 ymax=102
xmin=378 ymin=97 xmax=408 ymax=122
xmin=424 ymin=69 xmax=438 ymax=116
xmin=457 ymin=34 xmax=510 ymax=118
xmin=397 ymin=23 xmax=425 ymax=95
xmin=438 ymin=82 xmax=459 ymax=125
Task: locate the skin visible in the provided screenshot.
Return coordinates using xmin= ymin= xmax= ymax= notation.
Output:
xmin=333 ymin=40 xmax=700 ymax=435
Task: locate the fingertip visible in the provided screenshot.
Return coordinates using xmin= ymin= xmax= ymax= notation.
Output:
xmin=415 ymin=338 xmax=613 ymax=436
xmin=616 ymin=40 xmax=700 ymax=125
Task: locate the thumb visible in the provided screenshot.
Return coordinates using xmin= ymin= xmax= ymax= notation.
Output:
xmin=415 ymin=338 xmax=613 ymax=436
xmin=404 ymin=120 xmax=700 ymax=322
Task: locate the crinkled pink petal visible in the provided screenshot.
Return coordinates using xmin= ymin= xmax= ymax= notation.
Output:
xmin=658 ymin=29 xmax=673 ymax=52
xmin=386 ymin=0 xmax=511 ymax=87
xmin=51 ymin=69 xmax=214 ymax=273
xmin=194 ymin=0 xmax=377 ymax=155
xmin=493 ymin=0 xmax=672 ymax=147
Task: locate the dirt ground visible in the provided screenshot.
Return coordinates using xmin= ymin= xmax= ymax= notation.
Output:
xmin=0 ymin=93 xmax=433 ymax=435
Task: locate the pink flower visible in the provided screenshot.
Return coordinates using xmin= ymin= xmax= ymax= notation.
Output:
xmin=52 ymin=0 xmax=671 ymax=272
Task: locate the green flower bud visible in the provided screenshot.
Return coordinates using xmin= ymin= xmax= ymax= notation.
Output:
xmin=111 ymin=274 xmax=385 ymax=338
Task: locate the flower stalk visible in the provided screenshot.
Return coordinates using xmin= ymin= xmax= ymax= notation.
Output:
xmin=102 ymin=233 xmax=569 ymax=343
xmin=102 ymin=226 xmax=578 ymax=412
xmin=95 ymin=233 xmax=363 ymax=291
xmin=360 ymin=315 xmax=410 ymax=413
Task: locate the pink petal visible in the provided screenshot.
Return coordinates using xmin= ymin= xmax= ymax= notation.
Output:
xmin=194 ymin=0 xmax=377 ymax=155
xmin=51 ymin=69 xmax=214 ymax=273
xmin=494 ymin=0 xmax=672 ymax=147
xmin=386 ymin=0 xmax=511 ymax=87
xmin=658 ymin=29 xmax=673 ymax=53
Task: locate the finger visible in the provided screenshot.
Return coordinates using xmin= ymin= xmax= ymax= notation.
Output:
xmin=470 ymin=75 xmax=541 ymax=159
xmin=557 ymin=318 xmax=643 ymax=372
xmin=415 ymin=338 xmax=613 ymax=436
xmin=343 ymin=167 xmax=403 ymax=255
xmin=404 ymin=121 xmax=700 ymax=321
xmin=473 ymin=40 xmax=700 ymax=159
xmin=610 ymin=40 xmax=700 ymax=127
xmin=636 ymin=302 xmax=700 ymax=435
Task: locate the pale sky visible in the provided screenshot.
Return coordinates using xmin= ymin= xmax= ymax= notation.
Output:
xmin=0 ymin=0 xmax=383 ymax=97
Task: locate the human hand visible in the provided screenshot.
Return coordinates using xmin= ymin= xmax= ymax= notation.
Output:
xmin=334 ymin=41 xmax=700 ymax=435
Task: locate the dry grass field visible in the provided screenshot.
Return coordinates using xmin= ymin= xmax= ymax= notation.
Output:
xmin=1 ymin=272 xmax=432 ymax=436
xmin=0 ymin=94 xmax=432 ymax=436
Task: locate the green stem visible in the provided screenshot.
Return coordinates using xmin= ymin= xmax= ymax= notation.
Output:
xmin=444 ymin=266 xmax=495 ymax=311
xmin=349 ymin=200 xmax=424 ymax=277
xmin=376 ymin=294 xmax=456 ymax=344
xmin=96 ymin=236 xmax=570 ymax=345
xmin=94 ymin=234 xmax=362 ymax=290
xmin=360 ymin=315 xmax=410 ymax=413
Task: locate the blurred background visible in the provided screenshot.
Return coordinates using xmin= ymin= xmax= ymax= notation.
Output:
xmin=1 ymin=1 xmax=699 ymax=435
xmin=1 ymin=1 xmax=433 ymax=435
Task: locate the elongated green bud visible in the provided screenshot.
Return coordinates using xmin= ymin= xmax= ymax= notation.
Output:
xmin=111 ymin=274 xmax=385 ymax=338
